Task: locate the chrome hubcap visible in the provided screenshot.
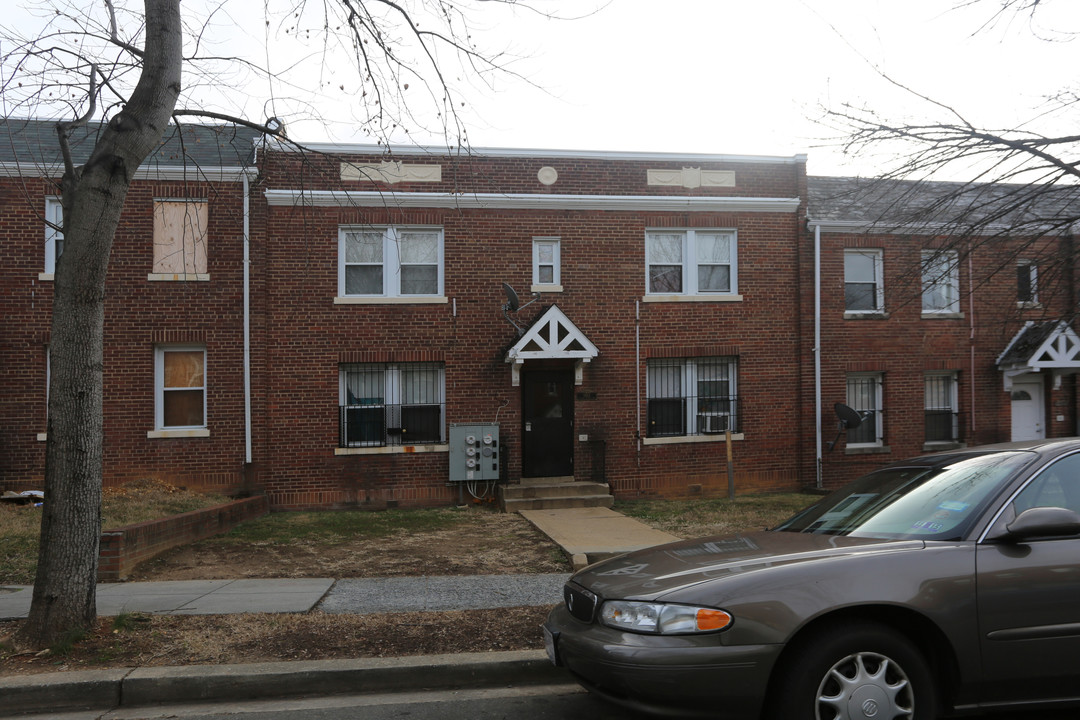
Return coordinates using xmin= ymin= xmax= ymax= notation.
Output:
xmin=816 ymin=651 xmax=914 ymax=720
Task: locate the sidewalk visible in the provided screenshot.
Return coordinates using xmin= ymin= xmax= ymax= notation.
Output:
xmin=0 ymin=506 xmax=677 ymax=717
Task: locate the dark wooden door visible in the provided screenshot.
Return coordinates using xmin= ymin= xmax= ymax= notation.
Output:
xmin=522 ymin=369 xmax=574 ymax=477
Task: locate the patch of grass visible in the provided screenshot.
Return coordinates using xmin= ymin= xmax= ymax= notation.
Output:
xmin=47 ymin=627 xmax=88 ymax=657
xmin=111 ymin=612 xmax=150 ymax=632
xmin=101 ymin=479 xmax=230 ymax=529
xmin=212 ymin=506 xmax=472 ymax=546
xmin=0 ymin=509 xmax=42 ymax=585
xmin=615 ymin=492 xmax=818 ymax=539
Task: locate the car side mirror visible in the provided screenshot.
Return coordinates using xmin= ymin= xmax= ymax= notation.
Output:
xmin=990 ymin=506 xmax=1080 ymax=542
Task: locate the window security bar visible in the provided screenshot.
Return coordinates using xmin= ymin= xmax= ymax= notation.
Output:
xmin=339 ymin=403 xmax=445 ymax=447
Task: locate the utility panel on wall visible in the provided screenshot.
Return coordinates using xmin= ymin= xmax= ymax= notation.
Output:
xmin=449 ymin=424 xmax=500 ymax=482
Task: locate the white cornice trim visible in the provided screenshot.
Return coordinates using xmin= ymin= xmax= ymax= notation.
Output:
xmin=270 ymin=140 xmax=807 ymax=166
xmin=807 ymin=218 xmax=1039 ymax=235
xmin=264 ymin=189 xmax=800 ymax=213
xmin=0 ymin=162 xmax=255 ymax=182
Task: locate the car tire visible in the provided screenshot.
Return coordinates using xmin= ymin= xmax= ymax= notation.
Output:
xmin=765 ymin=620 xmax=937 ymax=720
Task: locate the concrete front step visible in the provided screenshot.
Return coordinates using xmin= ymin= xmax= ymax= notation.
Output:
xmin=517 ymin=475 xmax=575 ymax=487
xmin=501 ymin=481 xmax=611 ymax=500
xmin=501 ymin=494 xmax=615 ymax=512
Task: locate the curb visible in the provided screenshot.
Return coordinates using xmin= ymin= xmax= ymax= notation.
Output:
xmin=0 ymin=650 xmax=566 ymax=716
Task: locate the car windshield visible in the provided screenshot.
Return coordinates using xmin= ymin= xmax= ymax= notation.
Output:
xmin=775 ymin=452 xmax=1035 ymax=540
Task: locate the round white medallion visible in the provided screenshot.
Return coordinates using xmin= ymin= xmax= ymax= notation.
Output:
xmin=537 ymin=166 xmax=558 ymax=186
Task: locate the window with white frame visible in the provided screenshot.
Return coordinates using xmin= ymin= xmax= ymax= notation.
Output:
xmin=844 ymin=249 xmax=884 ymax=313
xmin=846 ymin=373 xmax=883 ymax=446
xmin=339 ymin=362 xmax=445 ymax=447
xmin=1017 ymin=260 xmax=1038 ymax=305
xmin=340 ymin=226 xmax=443 ymax=298
xmin=155 ymin=346 xmax=207 ymax=430
xmin=153 ymin=199 xmax=208 ymax=278
xmin=44 ymin=196 xmax=63 ymax=275
xmin=646 ymin=357 xmax=739 ymax=438
xmin=533 ymin=237 xmax=561 ymax=287
xmin=646 ymin=230 xmax=736 ymax=296
xmin=921 ymin=250 xmax=959 ymax=313
xmin=925 ymin=372 xmax=960 ymax=443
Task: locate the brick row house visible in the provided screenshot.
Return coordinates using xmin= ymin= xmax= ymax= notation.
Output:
xmin=2 ymin=119 xmax=1077 ymax=508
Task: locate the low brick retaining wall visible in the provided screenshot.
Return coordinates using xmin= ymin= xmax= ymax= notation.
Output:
xmin=98 ymin=496 xmax=269 ymax=581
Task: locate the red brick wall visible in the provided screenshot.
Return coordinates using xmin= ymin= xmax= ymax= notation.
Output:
xmin=802 ymin=230 xmax=1078 ymax=489
xmin=97 ymin=495 xmax=268 ymax=581
xmin=7 ymin=144 xmax=1071 ymax=509
xmin=0 ymin=174 xmax=253 ymax=497
xmin=253 ymin=149 xmax=809 ymax=507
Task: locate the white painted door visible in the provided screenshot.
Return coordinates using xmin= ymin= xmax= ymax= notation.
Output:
xmin=1010 ymin=380 xmax=1045 ymax=441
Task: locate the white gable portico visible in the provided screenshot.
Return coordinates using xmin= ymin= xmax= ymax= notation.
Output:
xmin=997 ymin=321 xmax=1080 ymax=391
xmin=506 ymin=305 xmax=599 ymax=386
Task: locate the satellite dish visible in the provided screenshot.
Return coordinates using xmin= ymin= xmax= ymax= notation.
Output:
xmin=502 ymin=282 xmax=520 ymax=312
xmin=826 ymin=403 xmax=865 ymax=452
xmin=500 ymin=282 xmax=541 ymax=336
xmin=834 ymin=403 xmax=863 ymax=429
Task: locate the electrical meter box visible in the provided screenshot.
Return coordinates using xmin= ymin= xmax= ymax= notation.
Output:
xmin=449 ymin=424 xmax=500 ymax=482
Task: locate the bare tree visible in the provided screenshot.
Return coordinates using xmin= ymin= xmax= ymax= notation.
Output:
xmin=818 ymin=0 xmax=1080 ymax=322
xmin=1 ymin=0 xmax=556 ymax=650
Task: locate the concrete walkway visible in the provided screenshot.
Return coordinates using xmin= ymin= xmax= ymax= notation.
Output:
xmin=520 ymin=506 xmax=681 ymax=569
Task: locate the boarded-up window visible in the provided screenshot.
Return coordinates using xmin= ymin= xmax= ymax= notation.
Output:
xmin=154 ymin=200 xmax=208 ymax=275
xmin=158 ymin=347 xmax=206 ymax=428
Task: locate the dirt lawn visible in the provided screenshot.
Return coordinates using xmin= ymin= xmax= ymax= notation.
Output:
xmin=126 ymin=508 xmax=569 ymax=581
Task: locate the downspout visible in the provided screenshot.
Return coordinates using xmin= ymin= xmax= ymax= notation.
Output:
xmin=243 ymin=170 xmax=252 ymax=465
xmin=635 ymin=299 xmax=641 ymax=466
xmin=813 ymin=221 xmax=822 ymax=489
xmin=968 ymin=252 xmax=976 ymax=441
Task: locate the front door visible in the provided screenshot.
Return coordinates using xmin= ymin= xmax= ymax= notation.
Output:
xmin=1010 ymin=379 xmax=1045 ymax=441
xmin=522 ymin=369 xmax=574 ymax=477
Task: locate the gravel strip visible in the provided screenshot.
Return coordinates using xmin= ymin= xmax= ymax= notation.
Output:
xmin=318 ymin=574 xmax=570 ymax=614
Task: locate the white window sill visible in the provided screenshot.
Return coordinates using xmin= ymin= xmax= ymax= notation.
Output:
xmin=1016 ymin=301 xmax=1042 ymax=309
xmin=148 ymin=273 xmax=210 ymax=282
xmin=335 ymin=443 xmax=448 ymax=456
xmin=334 ymin=296 xmax=448 ymax=305
xmin=531 ymin=284 xmax=563 ymax=293
xmin=844 ymin=311 xmax=890 ymax=320
xmin=147 ymin=429 xmax=211 ymax=439
xmin=921 ymin=312 xmax=964 ymax=320
xmin=38 ymin=273 xmax=54 ymax=282
xmin=642 ymin=294 xmax=743 ymax=303
xmin=643 ymin=433 xmax=744 ymax=446
xmin=923 ymin=441 xmax=965 ymax=452
xmin=845 ymin=444 xmax=891 ymax=455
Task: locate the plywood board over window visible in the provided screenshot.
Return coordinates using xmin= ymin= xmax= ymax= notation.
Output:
xmin=151 ymin=200 xmax=208 ymax=280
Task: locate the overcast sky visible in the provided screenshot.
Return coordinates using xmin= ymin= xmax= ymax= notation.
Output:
xmin=8 ymin=0 xmax=1080 ymax=177
xmin=280 ymin=0 xmax=1080 ymax=176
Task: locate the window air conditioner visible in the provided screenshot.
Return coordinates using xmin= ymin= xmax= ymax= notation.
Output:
xmin=698 ymin=413 xmax=728 ymax=434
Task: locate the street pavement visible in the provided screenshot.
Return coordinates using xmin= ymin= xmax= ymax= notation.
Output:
xmin=0 ymin=507 xmax=669 ymax=717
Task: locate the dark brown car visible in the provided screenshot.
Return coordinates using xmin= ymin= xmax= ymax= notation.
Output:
xmin=543 ymin=439 xmax=1080 ymax=719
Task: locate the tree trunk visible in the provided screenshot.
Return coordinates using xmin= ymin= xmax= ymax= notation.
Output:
xmin=14 ymin=0 xmax=184 ymax=650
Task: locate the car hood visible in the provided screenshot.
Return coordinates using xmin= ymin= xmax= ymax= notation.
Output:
xmin=572 ymin=531 xmax=925 ymax=601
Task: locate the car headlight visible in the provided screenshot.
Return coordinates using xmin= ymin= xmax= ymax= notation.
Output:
xmin=599 ymin=601 xmax=732 ymax=635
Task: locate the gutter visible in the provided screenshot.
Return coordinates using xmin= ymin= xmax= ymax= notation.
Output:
xmin=813 ymin=221 xmax=822 ymax=489
xmin=243 ymin=170 xmax=253 ymax=465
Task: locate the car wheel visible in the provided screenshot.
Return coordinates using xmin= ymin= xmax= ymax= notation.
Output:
xmin=766 ymin=620 xmax=936 ymax=720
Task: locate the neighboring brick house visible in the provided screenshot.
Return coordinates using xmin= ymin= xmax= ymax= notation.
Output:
xmin=0 ymin=118 xmax=262 ymax=496
xmin=2 ymin=120 xmax=1077 ymax=507
xmin=807 ymin=176 xmax=1080 ymax=489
